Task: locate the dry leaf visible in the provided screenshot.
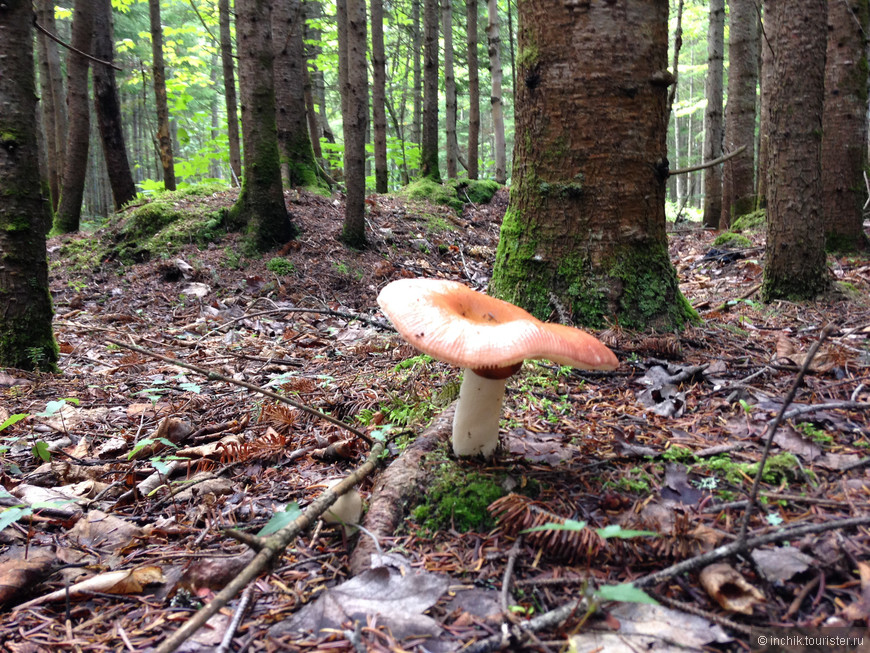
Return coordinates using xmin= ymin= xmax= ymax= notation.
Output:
xmin=699 ymin=563 xmax=764 ymax=614
xmin=840 ymin=561 xmax=870 ymax=621
xmin=0 ymin=550 xmax=57 ymax=607
xmin=68 ymin=510 xmax=143 ymax=551
xmin=14 ymin=565 xmax=164 ymax=611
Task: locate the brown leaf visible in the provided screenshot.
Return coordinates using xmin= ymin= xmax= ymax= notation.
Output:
xmin=840 ymin=561 xmax=870 ymax=622
xmin=14 ymin=566 xmax=164 ymax=611
xmin=0 ymin=549 xmax=57 ymax=607
xmin=699 ymin=563 xmax=764 ymax=615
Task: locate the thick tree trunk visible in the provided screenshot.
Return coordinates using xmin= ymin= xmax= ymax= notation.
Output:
xmin=721 ymin=0 xmax=758 ymax=228
xmin=337 ymin=0 xmax=349 ymax=147
xmin=371 ymin=0 xmax=388 ymax=192
xmin=0 ymin=0 xmax=58 ymax=371
xmin=341 ymin=0 xmax=369 ymax=246
xmin=55 ymin=0 xmax=94 ymax=234
xmin=762 ymin=0 xmax=829 ymax=301
xmin=93 ymin=0 xmax=136 ymax=210
xmin=487 ymin=0 xmax=506 ymax=184
xmin=467 ymin=0 xmax=480 ymax=180
xmin=421 ymin=0 xmax=440 ymax=180
xmin=272 ymin=0 xmax=326 ymax=190
xmin=229 ymin=0 xmax=296 ymax=252
xmin=442 ymin=0 xmax=458 ymax=178
xmin=36 ymin=0 xmax=66 ymax=214
xmin=490 ymin=0 xmax=695 ymax=330
xmin=822 ymin=0 xmax=869 ymax=251
xmin=220 ymin=0 xmax=242 ymax=185
xmin=149 ymin=0 xmax=176 ymax=191
xmin=702 ymin=0 xmax=725 ymax=228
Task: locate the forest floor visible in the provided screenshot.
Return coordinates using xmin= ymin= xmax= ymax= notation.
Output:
xmin=1 ymin=186 xmax=869 ymax=652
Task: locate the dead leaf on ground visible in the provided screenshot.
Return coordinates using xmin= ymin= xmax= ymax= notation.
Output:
xmin=699 ymin=562 xmax=765 ymax=614
xmin=13 ymin=565 xmax=164 ymax=611
xmin=0 ymin=549 xmax=57 ymax=607
xmin=68 ymin=510 xmax=143 ymax=551
xmin=840 ymin=561 xmax=870 ymax=621
xmin=751 ymin=547 xmax=815 ymax=583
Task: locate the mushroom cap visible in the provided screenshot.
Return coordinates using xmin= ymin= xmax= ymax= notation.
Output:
xmin=377 ymin=278 xmax=618 ymax=374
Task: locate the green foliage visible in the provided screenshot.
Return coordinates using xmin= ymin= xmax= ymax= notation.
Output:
xmin=411 ymin=462 xmax=504 ymax=533
xmin=730 ymin=209 xmax=766 ymax=232
xmin=397 ymin=178 xmax=501 ymax=213
xmin=266 ymin=257 xmax=296 ymax=276
xmin=259 ymin=501 xmax=303 ymax=536
xmin=712 ymin=232 xmax=753 ymax=248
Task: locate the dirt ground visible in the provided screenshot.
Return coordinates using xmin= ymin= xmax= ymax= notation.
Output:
xmin=0 ymin=187 xmax=869 ymax=652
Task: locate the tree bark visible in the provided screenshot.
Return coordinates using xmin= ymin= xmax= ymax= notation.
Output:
xmin=467 ymin=0 xmax=480 ymax=180
xmin=55 ymin=0 xmax=94 ymax=234
xmin=371 ymin=0 xmax=388 ymax=192
xmin=0 ymin=0 xmax=58 ymax=371
xmin=341 ymin=0 xmax=369 ymax=246
xmin=702 ymin=0 xmax=725 ymax=228
xmin=487 ymin=0 xmax=506 ymax=184
xmin=93 ymin=0 xmax=136 ymax=210
xmin=36 ymin=0 xmax=66 ymax=214
xmin=442 ymin=0 xmax=458 ymax=178
xmin=756 ymin=5 xmax=773 ymax=209
xmin=149 ymin=0 xmax=176 ymax=191
xmin=761 ymin=0 xmax=829 ymax=301
xmin=821 ymin=0 xmax=869 ymax=251
xmin=412 ymin=0 xmax=422 ymax=152
xmin=220 ymin=0 xmax=242 ymax=185
xmin=490 ymin=0 xmax=695 ymax=330
xmin=229 ymin=0 xmax=297 ymax=252
xmin=421 ymin=0 xmax=440 ymax=180
xmin=272 ymin=0 xmax=326 ymax=189
xmin=721 ymin=0 xmax=758 ymax=228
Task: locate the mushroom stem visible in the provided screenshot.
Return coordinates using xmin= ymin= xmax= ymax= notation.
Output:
xmin=452 ymin=368 xmax=509 ymax=457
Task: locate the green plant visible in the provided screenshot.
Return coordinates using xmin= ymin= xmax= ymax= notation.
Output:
xmin=266 ymin=257 xmax=295 ymax=276
xmin=796 ymin=422 xmax=833 ymax=445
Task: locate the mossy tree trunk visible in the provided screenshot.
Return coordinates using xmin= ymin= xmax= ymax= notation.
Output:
xmin=272 ymin=0 xmax=329 ymax=192
xmin=371 ymin=0 xmax=389 ymax=193
xmin=149 ymin=0 xmax=176 ymax=192
xmin=821 ymin=0 xmax=869 ymax=252
xmin=0 ymin=0 xmax=59 ymax=372
xmin=230 ymin=0 xmax=297 ymax=252
xmin=54 ymin=0 xmax=94 ymax=234
xmin=489 ymin=0 xmax=696 ymax=331
xmin=761 ymin=0 xmax=830 ymax=301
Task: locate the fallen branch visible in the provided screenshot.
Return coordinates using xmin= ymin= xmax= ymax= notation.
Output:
xmin=105 ymin=337 xmax=374 ymax=446
xmin=153 ymin=440 xmax=385 ymax=653
xmin=669 ymin=145 xmax=748 ymax=176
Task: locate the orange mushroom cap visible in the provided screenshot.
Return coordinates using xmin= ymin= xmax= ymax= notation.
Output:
xmin=377 ymin=278 xmax=618 ymax=376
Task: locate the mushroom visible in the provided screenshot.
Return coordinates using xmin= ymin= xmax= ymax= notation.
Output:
xmin=377 ymin=278 xmax=618 ymax=457
xmin=322 ymin=479 xmax=363 ymax=536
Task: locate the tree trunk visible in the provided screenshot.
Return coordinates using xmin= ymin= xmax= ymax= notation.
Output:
xmin=821 ymin=0 xmax=869 ymax=251
xmin=421 ymin=0 xmax=440 ymax=180
xmin=702 ymin=0 xmax=724 ymax=228
xmin=220 ymin=0 xmax=242 ymax=185
xmin=487 ymin=0 xmax=506 ymax=184
xmin=149 ymin=0 xmax=176 ymax=191
xmin=442 ymin=0 xmax=458 ymax=178
xmin=721 ymin=0 xmax=758 ymax=228
xmin=55 ymin=0 xmax=94 ymax=234
xmin=93 ymin=0 xmax=136 ymax=210
xmin=36 ymin=0 xmax=66 ymax=214
xmin=371 ymin=0 xmax=388 ymax=192
xmin=467 ymin=0 xmax=480 ymax=180
xmin=229 ymin=0 xmax=296 ymax=252
xmin=412 ymin=0 xmax=422 ymax=151
xmin=490 ymin=0 xmax=695 ymax=331
xmin=756 ymin=5 xmax=773 ymax=209
xmin=0 ymin=0 xmax=58 ymax=371
xmin=761 ymin=0 xmax=829 ymax=301
xmin=302 ymin=1 xmax=330 ymax=162
xmin=272 ymin=0 xmax=326 ymax=189
xmin=341 ymin=0 xmax=369 ymax=246
xmin=337 ymin=0 xmax=349 ymax=147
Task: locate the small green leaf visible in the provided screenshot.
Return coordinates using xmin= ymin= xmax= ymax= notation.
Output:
xmin=37 ymin=400 xmax=67 ymax=417
xmin=0 ymin=506 xmax=32 ymax=531
xmin=152 ymin=459 xmax=173 ymax=476
xmin=596 ymin=525 xmax=659 ymax=539
xmin=258 ymin=502 xmax=302 ymax=536
xmin=594 ymin=583 xmax=659 ymax=605
xmin=31 ymin=441 xmax=51 ymax=462
xmin=522 ymin=518 xmax=587 ymax=534
xmin=128 ymin=438 xmax=155 ymax=459
xmin=0 ymin=413 xmax=28 ymax=432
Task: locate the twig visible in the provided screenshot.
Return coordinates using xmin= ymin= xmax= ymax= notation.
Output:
xmin=153 ymin=440 xmax=384 ymax=653
xmin=738 ymin=324 xmax=835 ymax=541
xmin=651 ymin=592 xmax=753 ymax=636
xmin=500 ymin=535 xmax=523 ymax=612
xmin=215 ymin=585 xmax=254 ymax=653
xmin=34 ymin=21 xmax=122 ymax=71
xmin=104 ymin=338 xmax=374 ymax=446
xmin=670 ymin=145 xmax=748 ymax=176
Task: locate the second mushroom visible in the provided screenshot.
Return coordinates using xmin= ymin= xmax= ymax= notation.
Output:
xmin=377 ymin=278 xmax=618 ymax=457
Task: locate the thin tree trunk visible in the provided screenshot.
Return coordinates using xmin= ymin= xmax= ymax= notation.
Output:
xmin=412 ymin=0 xmax=422 ymax=151
xmin=443 ymin=0 xmax=457 ymax=178
xmin=703 ymin=0 xmax=725 ymax=228
xmin=55 ymin=0 xmax=94 ymax=233
xmin=149 ymin=0 xmax=176 ymax=190
xmin=337 ymin=0 xmax=349 ymax=150
xmin=467 ymin=0 xmax=480 ymax=180
xmin=36 ymin=0 xmax=66 ymax=214
xmin=487 ymin=0 xmax=505 ymax=184
xmin=757 ymin=10 xmax=772 ymax=209
xmin=341 ymin=0 xmax=369 ymax=246
xmin=93 ymin=0 xmax=136 ymax=210
xmin=0 ymin=0 xmax=58 ymax=371
xmin=220 ymin=0 xmax=242 ymax=185
xmin=762 ymin=0 xmax=829 ymax=300
xmin=421 ymin=0 xmax=440 ymax=180
xmin=371 ymin=0 xmax=388 ymax=192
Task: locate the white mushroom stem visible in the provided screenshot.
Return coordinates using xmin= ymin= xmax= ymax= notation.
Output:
xmin=323 ymin=479 xmax=362 ymax=536
xmin=452 ymin=368 xmax=509 ymax=457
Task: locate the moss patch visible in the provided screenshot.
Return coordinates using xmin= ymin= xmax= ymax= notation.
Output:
xmin=398 ymin=178 xmax=500 ymax=213
xmin=410 ymin=460 xmax=505 ymax=533
xmin=712 ymin=232 xmax=753 ymax=248
xmin=730 ymin=209 xmax=766 ymax=233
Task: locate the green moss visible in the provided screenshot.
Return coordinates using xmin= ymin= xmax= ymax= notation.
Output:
xmin=712 ymin=232 xmax=753 ymax=248
xmin=825 ymin=230 xmax=869 ymax=253
xmin=397 ymin=178 xmax=500 ymax=213
xmin=266 ymin=257 xmax=295 ymax=276
xmin=730 ymin=209 xmax=765 ymax=233
xmin=410 ymin=460 xmax=505 ymax=533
